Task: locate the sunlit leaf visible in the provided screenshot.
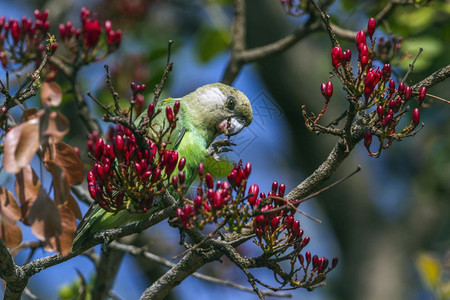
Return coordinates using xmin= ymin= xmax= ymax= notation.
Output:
xmin=3 ymin=118 xmax=40 ymax=174
xmin=0 ymin=217 xmax=22 ymax=248
xmin=41 ymin=81 xmax=63 ymax=107
xmin=28 ymin=189 xmax=62 ymax=242
xmin=15 ymin=165 xmax=41 ymax=224
xmin=45 ymin=203 xmax=76 ymax=256
xmin=0 ymin=187 xmax=21 ymax=223
xmin=416 ymin=252 xmax=441 ymax=289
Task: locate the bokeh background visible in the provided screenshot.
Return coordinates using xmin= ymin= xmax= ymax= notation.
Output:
xmin=1 ymin=0 xmax=450 ymax=299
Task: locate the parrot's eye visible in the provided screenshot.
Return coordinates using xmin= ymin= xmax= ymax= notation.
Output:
xmin=226 ymin=96 xmax=236 ymax=110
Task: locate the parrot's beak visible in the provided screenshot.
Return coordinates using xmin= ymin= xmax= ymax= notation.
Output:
xmin=217 ymin=117 xmax=246 ymax=136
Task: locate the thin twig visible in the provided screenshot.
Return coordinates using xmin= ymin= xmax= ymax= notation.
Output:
xmin=309 ymin=0 xmax=339 ymax=47
xmin=110 ymin=242 xmax=291 ymax=298
xmin=104 ymin=65 xmax=121 ymax=113
xmin=172 ymin=218 xmax=228 ymax=260
xmin=152 ymin=40 xmax=174 ymax=106
xmin=401 ymin=47 xmax=423 ymax=83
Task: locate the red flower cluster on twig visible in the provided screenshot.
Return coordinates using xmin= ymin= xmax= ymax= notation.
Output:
xmin=0 ymin=10 xmax=51 ymax=69
xmin=303 ymin=18 xmax=427 ymax=157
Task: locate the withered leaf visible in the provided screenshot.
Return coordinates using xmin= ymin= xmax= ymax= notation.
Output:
xmin=0 ymin=217 xmax=22 ymax=248
xmin=3 ymin=118 xmax=40 ymax=174
xmin=67 ymin=194 xmax=82 ymax=220
xmin=0 ymin=187 xmax=21 ymax=223
xmin=39 ymin=110 xmax=69 ymax=144
xmin=45 ymin=203 xmax=76 ymax=256
xmin=15 ymin=165 xmax=41 ymax=224
xmin=20 ymin=108 xmax=41 ymax=122
xmin=44 ymin=142 xmax=84 ymax=186
xmin=43 ymin=160 xmax=70 ymax=206
xmin=28 ymin=189 xmax=62 ymax=242
xmin=40 ymin=81 xmax=62 ymax=107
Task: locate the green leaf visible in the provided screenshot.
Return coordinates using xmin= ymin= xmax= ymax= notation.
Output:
xmin=196 ymin=26 xmax=231 ymax=63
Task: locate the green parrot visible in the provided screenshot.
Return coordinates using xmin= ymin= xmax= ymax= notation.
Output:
xmin=72 ymin=83 xmax=253 ymax=251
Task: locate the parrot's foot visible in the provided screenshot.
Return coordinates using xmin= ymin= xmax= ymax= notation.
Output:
xmin=207 ymin=139 xmax=236 ymax=161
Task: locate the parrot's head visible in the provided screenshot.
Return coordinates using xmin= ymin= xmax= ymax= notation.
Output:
xmin=183 ymin=83 xmax=253 ymax=141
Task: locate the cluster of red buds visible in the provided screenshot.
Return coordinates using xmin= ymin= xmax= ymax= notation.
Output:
xmin=59 ymin=7 xmax=122 ymax=63
xmin=0 ymin=10 xmax=53 ymax=69
xmin=279 ymin=0 xmax=308 ymax=17
xmin=86 ymin=97 xmax=183 ymax=213
xmin=304 ymin=18 xmax=427 ymax=157
xmin=87 ymin=123 xmax=183 ymax=213
xmin=176 ymin=160 xmax=338 ymax=289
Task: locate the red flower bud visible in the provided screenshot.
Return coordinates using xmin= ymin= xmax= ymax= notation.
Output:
xmin=244 ymin=162 xmax=252 ymax=177
xmin=205 ymin=173 xmax=214 ymax=189
xmin=298 ymin=254 xmax=304 ymax=265
xmin=382 ymin=64 xmax=391 ymax=79
xmin=178 ymin=157 xmax=186 ymax=171
xmin=272 ymin=181 xmax=278 ymax=193
xmin=412 ymin=108 xmax=420 ymax=125
xmin=342 ymin=49 xmax=352 ymax=63
xmin=172 ymin=175 xmax=178 ymax=189
xmin=404 ymin=86 xmax=412 ymax=100
xmin=198 ymin=162 xmax=204 ymax=176
xmin=94 ymin=138 xmax=104 ymax=159
xmin=377 ymin=105 xmax=384 ymax=120
xmin=104 ymin=20 xmax=112 ymax=33
xmin=271 ymin=216 xmax=280 ymax=230
xmin=389 ymin=79 xmax=396 ymax=92
xmin=331 ymin=46 xmax=342 ymax=69
xmin=174 ymin=101 xmax=180 ymax=115
xmin=301 ymin=236 xmax=310 ymax=248
xmin=147 ymin=103 xmax=155 ymax=119
xmin=83 ymin=19 xmax=101 ymax=48
xmin=248 ymin=184 xmax=259 ymax=207
xmin=166 ymin=106 xmax=174 ymax=122
xmin=255 ymin=228 xmax=263 ymax=240
xmin=359 ymin=44 xmax=369 ymax=66
xmin=292 ymin=220 xmax=300 ymax=233
xmin=305 ymin=251 xmax=311 ymax=263
xmin=418 ymin=86 xmax=426 ymax=105
xmin=278 ymin=184 xmax=286 ymax=197
xmin=364 ymin=131 xmax=372 ymax=152
xmin=367 ymin=18 xmax=376 ymax=38
xmin=398 ymin=82 xmax=405 ymax=95
xmin=332 ymin=257 xmax=339 ymax=268
xmin=356 ymin=30 xmax=366 ymax=48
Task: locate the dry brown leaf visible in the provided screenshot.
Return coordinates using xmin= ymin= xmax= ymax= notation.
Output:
xmin=44 ymin=142 xmax=84 ymax=186
xmin=43 ymin=160 xmax=71 ymax=206
xmin=40 ymin=81 xmax=62 ymax=107
xmin=67 ymin=194 xmax=82 ymax=220
xmin=39 ymin=110 xmax=69 ymax=143
xmin=0 ymin=187 xmax=21 ymax=223
xmin=15 ymin=165 xmax=41 ymax=224
xmin=28 ymin=189 xmax=62 ymax=242
xmin=0 ymin=217 xmax=22 ymax=248
xmin=45 ymin=203 xmax=76 ymax=256
xmin=20 ymin=108 xmax=41 ymax=122
xmin=3 ymin=118 xmax=40 ymax=174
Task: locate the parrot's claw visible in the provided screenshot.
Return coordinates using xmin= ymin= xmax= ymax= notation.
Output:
xmin=207 ymin=139 xmax=236 ymax=161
